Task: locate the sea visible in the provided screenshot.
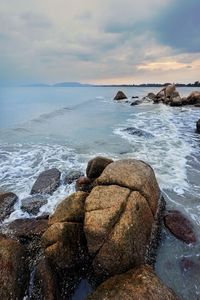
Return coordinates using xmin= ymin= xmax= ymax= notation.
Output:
xmin=0 ymin=86 xmax=200 ymax=299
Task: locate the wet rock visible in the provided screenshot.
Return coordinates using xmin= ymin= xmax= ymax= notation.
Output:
xmin=131 ymin=96 xmax=139 ymax=99
xmin=164 ymin=210 xmax=196 ymax=244
xmin=42 ymin=222 xmax=86 ymax=270
xmin=122 ymin=127 xmax=154 ymax=138
xmin=170 ymin=97 xmax=182 ymax=106
xmin=49 ymin=191 xmax=88 ymax=225
xmin=147 ymin=92 xmax=156 ymax=101
xmin=196 ymin=119 xmax=200 ymax=133
xmin=86 ymin=156 xmax=113 ymax=179
xmin=31 ymin=257 xmax=58 ymax=300
xmin=7 ymin=218 xmax=48 ymax=240
xmin=113 ymin=91 xmax=127 ymax=100
xmin=187 ymin=91 xmax=200 ymax=104
xmin=85 ymin=159 xmax=161 ymax=277
xmin=76 ymin=176 xmax=94 ymax=192
xmin=0 ymin=192 xmax=18 ymax=222
xmin=157 ymin=84 xmax=176 ymax=99
xmin=87 ymin=265 xmax=179 ymax=300
xmin=130 ymin=100 xmax=142 ymax=106
xmin=64 ymin=170 xmax=84 ymax=185
xmin=31 ymin=168 xmax=61 ymax=195
xmin=21 ymin=195 xmax=47 ymax=215
xmin=0 ymin=235 xmax=27 ymax=300
xmin=96 ymin=159 xmax=160 ymax=215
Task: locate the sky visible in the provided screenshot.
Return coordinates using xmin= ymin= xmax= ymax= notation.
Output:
xmin=0 ymin=0 xmax=200 ymax=84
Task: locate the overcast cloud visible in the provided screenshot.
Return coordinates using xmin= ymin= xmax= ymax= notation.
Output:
xmin=0 ymin=0 xmax=199 ymax=84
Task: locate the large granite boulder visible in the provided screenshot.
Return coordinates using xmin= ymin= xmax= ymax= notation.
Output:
xmin=84 ymin=159 xmax=161 ymax=277
xmin=0 ymin=235 xmax=27 ymax=299
xmin=31 ymin=168 xmax=61 ymax=195
xmin=113 ymin=91 xmax=127 ymax=100
xmin=87 ymin=265 xmax=179 ymax=300
xmin=0 ymin=192 xmax=18 ymax=222
xmin=42 ymin=222 xmax=86 ymax=270
xmin=21 ymin=195 xmax=47 ymax=215
xmin=164 ymin=210 xmax=196 ymax=244
xmin=49 ymin=191 xmax=88 ymax=225
xmin=86 ymin=156 xmax=113 ymax=179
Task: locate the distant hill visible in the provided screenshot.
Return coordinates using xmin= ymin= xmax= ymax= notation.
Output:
xmin=53 ymin=82 xmax=93 ymax=87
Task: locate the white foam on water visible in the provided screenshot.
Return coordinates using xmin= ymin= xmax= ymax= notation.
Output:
xmin=114 ymin=104 xmax=199 ymax=194
xmin=0 ymin=143 xmax=85 ymax=223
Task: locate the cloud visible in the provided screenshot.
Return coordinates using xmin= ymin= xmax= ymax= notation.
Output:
xmin=0 ymin=0 xmax=199 ymax=84
xmin=152 ymin=0 xmax=200 ymax=53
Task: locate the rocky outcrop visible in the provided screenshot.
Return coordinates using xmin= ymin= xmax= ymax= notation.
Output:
xmin=87 ymin=265 xmax=179 ymax=300
xmin=196 ymin=119 xmax=200 ymax=133
xmin=122 ymin=127 xmax=154 ymax=138
xmin=84 ymin=159 xmax=161 ymax=277
xmin=21 ymin=195 xmax=47 ymax=215
xmin=0 ymin=192 xmax=18 ymax=222
xmin=113 ymin=91 xmax=127 ymax=100
xmin=49 ymin=191 xmax=88 ymax=225
xmin=31 ymin=168 xmax=61 ymax=195
xmin=164 ymin=210 xmax=196 ymax=244
xmin=0 ymin=235 xmax=27 ymax=300
xmin=86 ymin=156 xmax=113 ymax=179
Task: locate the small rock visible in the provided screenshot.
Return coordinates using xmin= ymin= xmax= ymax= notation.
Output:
xmin=86 ymin=156 xmax=113 ymax=179
xmin=64 ymin=170 xmax=84 ymax=185
xmin=130 ymin=100 xmax=142 ymax=106
xmin=147 ymin=93 xmax=156 ymax=101
xmin=170 ymin=97 xmax=182 ymax=107
xmin=122 ymin=127 xmax=154 ymax=138
xmin=113 ymin=91 xmax=127 ymax=100
xmin=196 ymin=119 xmax=200 ymax=133
xmin=0 ymin=192 xmax=18 ymax=222
xmin=164 ymin=210 xmax=196 ymax=244
xmin=131 ymin=96 xmax=139 ymax=99
xmin=21 ymin=195 xmax=47 ymax=215
xmin=187 ymin=91 xmax=200 ymax=104
xmin=87 ymin=265 xmax=179 ymax=300
xmin=76 ymin=176 xmax=93 ymax=192
xmin=31 ymin=168 xmax=61 ymax=195
xmin=7 ymin=218 xmax=48 ymax=239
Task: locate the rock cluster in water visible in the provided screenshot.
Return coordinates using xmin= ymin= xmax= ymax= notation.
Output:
xmin=0 ymin=156 xmax=190 ymax=299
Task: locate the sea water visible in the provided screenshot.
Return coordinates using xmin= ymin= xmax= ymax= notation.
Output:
xmin=0 ymin=86 xmax=200 ymax=299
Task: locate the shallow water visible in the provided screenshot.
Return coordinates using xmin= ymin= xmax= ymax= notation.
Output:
xmin=0 ymin=86 xmax=200 ymax=299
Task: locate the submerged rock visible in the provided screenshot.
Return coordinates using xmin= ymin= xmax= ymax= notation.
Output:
xmin=87 ymin=265 xmax=179 ymax=300
xmin=84 ymin=159 xmax=161 ymax=277
xmin=122 ymin=127 xmax=154 ymax=138
xmin=0 ymin=192 xmax=18 ymax=222
xmin=113 ymin=91 xmax=127 ymax=100
xmin=49 ymin=191 xmax=88 ymax=225
xmin=164 ymin=210 xmax=196 ymax=244
xmin=196 ymin=119 xmax=200 ymax=133
xmin=86 ymin=156 xmax=113 ymax=179
xmin=21 ymin=195 xmax=47 ymax=215
xmin=0 ymin=235 xmax=27 ymax=300
xmin=31 ymin=168 xmax=61 ymax=195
